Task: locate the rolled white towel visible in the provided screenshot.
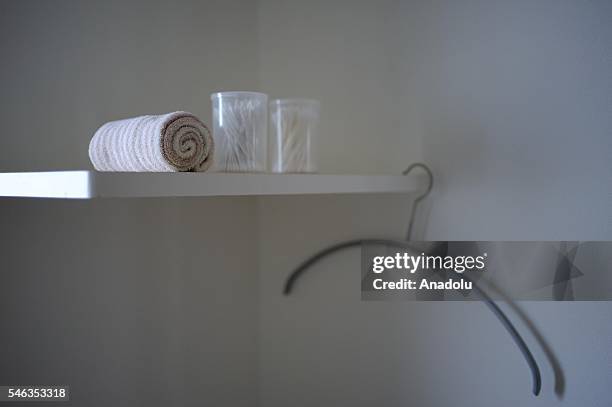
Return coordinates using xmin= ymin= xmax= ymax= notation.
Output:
xmin=89 ymin=111 xmax=214 ymax=172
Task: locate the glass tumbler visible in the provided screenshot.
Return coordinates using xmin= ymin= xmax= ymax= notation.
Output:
xmin=270 ymin=99 xmax=320 ymax=173
xmin=211 ymin=91 xmax=268 ymax=172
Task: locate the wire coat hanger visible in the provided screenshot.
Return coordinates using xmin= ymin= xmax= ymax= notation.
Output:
xmin=283 ymin=163 xmax=542 ymax=396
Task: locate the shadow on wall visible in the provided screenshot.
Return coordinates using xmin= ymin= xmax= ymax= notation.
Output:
xmin=486 ymin=282 xmax=566 ymax=399
xmin=509 ymin=302 xmax=566 ymax=399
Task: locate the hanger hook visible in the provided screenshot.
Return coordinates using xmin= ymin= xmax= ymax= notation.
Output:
xmin=402 ymin=162 xmax=433 ymax=203
xmin=403 ymin=163 xmax=434 ymax=240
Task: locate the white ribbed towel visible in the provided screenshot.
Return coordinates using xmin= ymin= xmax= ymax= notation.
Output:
xmin=88 ymin=111 xmax=214 ymax=172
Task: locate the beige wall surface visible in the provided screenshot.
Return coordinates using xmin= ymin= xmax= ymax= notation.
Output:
xmin=0 ymin=1 xmax=261 ymax=406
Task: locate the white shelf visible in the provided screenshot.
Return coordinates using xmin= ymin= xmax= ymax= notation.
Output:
xmin=0 ymin=171 xmax=421 ymax=199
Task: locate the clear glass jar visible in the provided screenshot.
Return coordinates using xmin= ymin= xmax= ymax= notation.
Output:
xmin=270 ymin=99 xmax=320 ymax=173
xmin=211 ymin=91 xmax=268 ymax=172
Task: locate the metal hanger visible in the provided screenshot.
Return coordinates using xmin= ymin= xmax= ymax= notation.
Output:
xmin=283 ymin=163 xmax=542 ymax=396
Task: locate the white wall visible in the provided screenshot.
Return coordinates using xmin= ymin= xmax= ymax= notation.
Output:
xmin=256 ymin=0 xmax=422 ymax=174
xmin=0 ymin=1 xmax=260 ymax=406
xmin=257 ymin=0 xmax=612 ymax=406
xmin=401 ymin=0 xmax=612 ymax=240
